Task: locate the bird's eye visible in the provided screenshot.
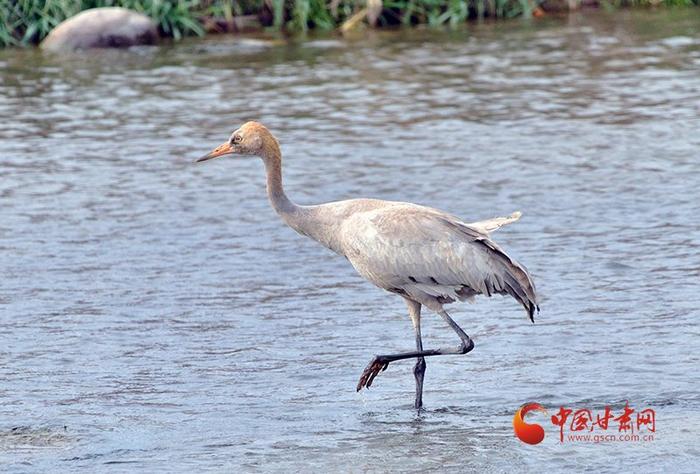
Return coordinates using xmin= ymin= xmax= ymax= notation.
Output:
xmin=231 ymin=135 xmax=242 ymax=144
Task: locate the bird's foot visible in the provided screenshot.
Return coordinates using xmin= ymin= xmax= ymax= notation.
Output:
xmin=356 ymin=356 xmax=390 ymax=391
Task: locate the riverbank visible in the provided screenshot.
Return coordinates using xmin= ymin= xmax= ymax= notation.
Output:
xmin=1 ymin=0 xmax=698 ymax=47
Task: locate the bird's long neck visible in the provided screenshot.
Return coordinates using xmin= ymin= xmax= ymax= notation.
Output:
xmin=261 ymin=146 xmax=344 ymax=254
xmin=261 ymin=149 xmax=303 ymax=223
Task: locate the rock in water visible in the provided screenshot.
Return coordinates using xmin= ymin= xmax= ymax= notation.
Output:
xmin=41 ymin=7 xmax=158 ymax=51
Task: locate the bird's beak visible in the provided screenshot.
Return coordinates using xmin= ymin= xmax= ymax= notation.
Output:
xmin=196 ymin=142 xmax=234 ymax=163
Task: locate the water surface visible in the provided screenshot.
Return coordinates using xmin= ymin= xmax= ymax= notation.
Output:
xmin=1 ymin=9 xmax=699 ymax=472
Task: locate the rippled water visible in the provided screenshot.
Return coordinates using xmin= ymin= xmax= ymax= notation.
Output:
xmin=1 ymin=9 xmax=699 ymax=472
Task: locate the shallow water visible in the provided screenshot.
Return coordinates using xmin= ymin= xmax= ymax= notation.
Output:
xmin=1 ymin=9 xmax=699 ymax=472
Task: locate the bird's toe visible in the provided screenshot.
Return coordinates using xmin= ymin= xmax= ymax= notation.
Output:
xmin=356 ymin=356 xmax=390 ymax=391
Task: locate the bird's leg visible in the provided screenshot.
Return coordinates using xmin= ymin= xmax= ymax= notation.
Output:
xmin=413 ymin=343 xmax=426 ymax=409
xmin=408 ymin=300 xmax=426 ymax=410
xmin=436 ymin=309 xmax=475 ymax=354
xmin=356 ymin=309 xmax=474 ymax=393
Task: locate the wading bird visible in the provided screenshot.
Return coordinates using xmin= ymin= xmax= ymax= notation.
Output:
xmin=196 ymin=122 xmax=538 ymax=409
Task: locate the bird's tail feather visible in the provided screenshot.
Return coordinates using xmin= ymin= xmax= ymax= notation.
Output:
xmin=474 ymin=239 xmax=539 ymax=323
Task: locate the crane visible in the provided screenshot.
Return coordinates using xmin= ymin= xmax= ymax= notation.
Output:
xmin=196 ymin=121 xmax=539 ymax=409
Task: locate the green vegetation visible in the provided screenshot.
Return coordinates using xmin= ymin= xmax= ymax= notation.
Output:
xmin=1 ymin=0 xmax=214 ymax=46
xmin=1 ymin=0 xmax=699 ymax=47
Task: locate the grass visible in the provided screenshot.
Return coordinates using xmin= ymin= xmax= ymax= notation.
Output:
xmin=1 ymin=0 xmax=699 ymax=47
xmin=0 ymin=0 xmax=219 ymax=46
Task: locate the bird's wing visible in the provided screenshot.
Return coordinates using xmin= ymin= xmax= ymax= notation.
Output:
xmin=341 ymin=204 xmax=538 ymax=320
xmin=466 ymin=211 xmax=521 ymax=234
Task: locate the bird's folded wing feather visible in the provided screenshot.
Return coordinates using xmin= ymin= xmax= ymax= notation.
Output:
xmin=340 ymin=204 xmax=538 ymax=319
xmin=466 ymin=211 xmax=521 ymax=234
xmin=342 ymin=205 xmax=515 ymax=288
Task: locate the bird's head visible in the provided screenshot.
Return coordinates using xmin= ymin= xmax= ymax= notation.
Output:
xmin=196 ymin=121 xmax=280 ymax=163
